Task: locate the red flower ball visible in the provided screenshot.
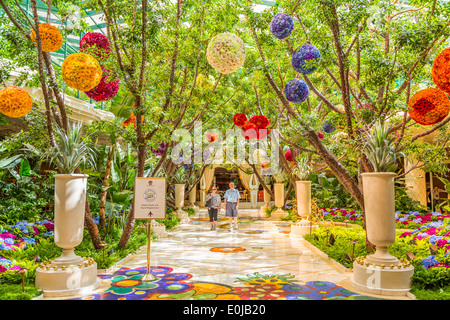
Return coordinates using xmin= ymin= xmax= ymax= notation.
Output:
xmin=241 ymin=122 xmax=258 ymax=140
xmin=284 ymin=149 xmax=297 ymax=162
xmin=233 ymin=113 xmax=248 ymax=127
xmin=432 ymin=48 xmax=450 ymax=94
xmin=80 ymin=32 xmax=110 ymax=61
xmin=257 ymin=128 xmax=271 ymax=140
xmin=249 ymin=115 xmax=270 ymax=129
xmin=84 ymin=67 xmax=119 ymax=102
xmin=318 ymin=131 xmax=324 ymax=140
xmin=205 ymin=132 xmax=217 ymax=142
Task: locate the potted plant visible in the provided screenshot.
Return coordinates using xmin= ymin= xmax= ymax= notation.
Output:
xmin=35 ymin=122 xmax=99 ymax=294
xmin=353 ymin=122 xmax=413 ymax=295
xmin=291 ymin=157 xmax=312 ymax=220
xmin=272 ymin=170 xmax=288 ymax=219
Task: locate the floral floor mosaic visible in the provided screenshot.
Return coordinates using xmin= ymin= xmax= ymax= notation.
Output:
xmin=72 ymin=266 xmax=383 ymax=300
xmin=62 ymin=209 xmax=396 ymax=301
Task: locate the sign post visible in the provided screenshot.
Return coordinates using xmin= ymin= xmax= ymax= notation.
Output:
xmin=134 ymin=177 xmax=166 ymax=281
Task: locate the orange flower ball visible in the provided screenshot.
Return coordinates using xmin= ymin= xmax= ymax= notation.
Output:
xmin=0 ymin=86 xmax=33 ymax=118
xmin=408 ymin=88 xmax=450 ymax=125
xmin=30 ymin=23 xmax=63 ymax=52
xmin=62 ymin=53 xmax=102 ymax=91
xmin=432 ymin=48 xmax=450 ymax=94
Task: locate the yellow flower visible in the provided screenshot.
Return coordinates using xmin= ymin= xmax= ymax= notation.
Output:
xmin=30 ymin=23 xmax=63 ymax=52
xmin=0 ymin=86 xmax=33 ymax=118
xmin=62 ymin=53 xmax=102 ymax=91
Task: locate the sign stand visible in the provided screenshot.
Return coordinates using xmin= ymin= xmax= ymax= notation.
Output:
xmin=133 ymin=177 xmax=166 ymax=282
xmin=141 ymin=220 xmax=157 ymax=282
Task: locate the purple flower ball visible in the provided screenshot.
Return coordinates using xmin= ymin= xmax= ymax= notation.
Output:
xmin=270 ymin=13 xmax=294 ymax=40
xmin=291 ymin=44 xmax=321 ymax=74
xmin=284 ymin=78 xmax=309 ymax=103
xmin=322 ymin=120 xmax=336 ymax=133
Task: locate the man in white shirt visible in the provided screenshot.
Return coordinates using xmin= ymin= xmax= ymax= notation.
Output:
xmin=223 ymin=182 xmax=240 ymax=231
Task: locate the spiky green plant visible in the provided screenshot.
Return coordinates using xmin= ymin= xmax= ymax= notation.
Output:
xmin=291 ymin=157 xmax=312 ymax=180
xmin=273 ymin=170 xmax=288 ymax=183
xmin=363 ymin=122 xmax=402 ymax=172
xmin=48 ymin=122 xmax=97 ymax=174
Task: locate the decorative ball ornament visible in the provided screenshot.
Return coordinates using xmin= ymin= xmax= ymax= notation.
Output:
xmin=270 ymin=13 xmax=294 ymax=39
xmin=151 ymin=142 xmax=167 ymax=155
xmin=30 ymin=23 xmax=63 ymax=52
xmin=262 ymin=160 xmax=271 ymax=172
xmin=79 ymin=32 xmax=110 ymax=61
xmin=241 ymin=122 xmax=258 ymax=140
xmin=252 ymin=149 xmax=267 ymax=163
xmin=322 ymin=120 xmax=336 ymax=133
xmin=122 ymin=113 xmax=144 ymax=128
xmin=318 ymin=131 xmax=325 ymax=140
xmin=84 ymin=67 xmax=119 ymax=101
xmin=408 ymin=88 xmax=450 ymax=125
xmin=291 ymin=44 xmax=321 ymax=74
xmin=233 ymin=113 xmax=248 ymax=127
xmin=0 ymin=86 xmax=33 ymax=118
xmin=284 ymin=78 xmax=309 ymax=103
xmin=248 ymin=115 xmax=270 ymax=129
xmin=257 ymin=128 xmax=271 ymax=140
xmin=206 ymin=33 xmax=246 ymax=75
xmin=62 ymin=53 xmax=102 ymax=91
xmin=284 ymin=149 xmax=297 ymax=162
xmin=432 ymin=48 xmax=450 ymax=94
xmin=205 ymin=132 xmax=218 ymax=143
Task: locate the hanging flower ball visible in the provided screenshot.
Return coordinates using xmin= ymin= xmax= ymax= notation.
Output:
xmin=252 ymin=149 xmax=267 ymax=163
xmin=122 ymin=113 xmax=144 ymax=128
xmin=233 ymin=113 xmax=248 ymax=127
xmin=291 ymin=44 xmax=321 ymax=74
xmin=262 ymin=160 xmax=271 ymax=172
xmin=0 ymin=86 xmax=33 ymax=118
xmin=79 ymin=32 xmax=111 ymax=61
xmin=62 ymin=53 xmax=102 ymax=91
xmin=432 ymin=48 xmax=450 ymax=94
xmin=30 ymin=23 xmax=63 ymax=52
xmin=84 ymin=67 xmax=119 ymax=101
xmin=270 ymin=13 xmax=294 ymax=40
xmin=205 ymin=131 xmax=218 ymax=143
xmin=318 ymin=131 xmax=325 ymax=140
xmin=206 ymin=32 xmax=246 ymax=75
xmin=284 ymin=78 xmax=309 ymax=103
xmin=408 ymin=88 xmax=450 ymax=125
xmin=241 ymin=122 xmax=258 ymax=140
xmin=248 ymin=115 xmax=270 ymax=129
xmin=284 ymin=149 xmax=297 ymax=162
xmin=322 ymin=120 xmax=336 ymax=133
xmin=151 ymin=142 xmax=167 ymax=155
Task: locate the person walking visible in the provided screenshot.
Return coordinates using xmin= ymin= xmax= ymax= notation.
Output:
xmin=205 ymin=187 xmax=221 ymax=230
xmin=223 ymin=182 xmax=240 ymax=231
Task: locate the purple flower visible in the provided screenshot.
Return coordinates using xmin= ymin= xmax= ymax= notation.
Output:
xmin=284 ymin=78 xmax=309 ymax=103
xmin=270 ymin=13 xmax=295 ymax=39
xmin=291 ymin=44 xmax=321 ymax=74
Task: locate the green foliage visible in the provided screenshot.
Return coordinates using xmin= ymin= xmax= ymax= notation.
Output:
xmin=311 ymin=173 xmax=358 ymax=209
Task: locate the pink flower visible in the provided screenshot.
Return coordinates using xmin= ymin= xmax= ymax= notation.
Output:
xmin=437 ymin=239 xmax=449 ymax=248
xmin=0 ymin=265 xmax=7 ymax=273
xmin=318 ymin=131 xmax=324 ymax=139
xmin=426 ymin=228 xmax=437 ymax=235
xmin=43 ymin=223 xmax=54 ymax=231
xmin=400 ymin=232 xmax=412 ymax=238
xmin=8 ymin=265 xmax=21 ymax=271
xmin=0 ymin=232 xmax=16 ymax=239
xmin=32 ymin=226 xmax=39 ymax=236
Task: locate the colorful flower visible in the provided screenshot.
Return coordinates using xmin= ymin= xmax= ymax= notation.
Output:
xmin=79 ymin=32 xmax=110 ymax=61
xmin=248 ymin=115 xmax=270 ymax=129
xmin=241 ymin=122 xmax=258 ymax=140
xmin=84 ymin=67 xmax=119 ymax=101
xmin=233 ymin=113 xmax=248 ymax=127
xmin=284 ymin=78 xmax=309 ymax=103
xmin=408 ymin=88 xmax=450 ymax=125
xmin=30 ymin=23 xmax=63 ymax=52
xmin=284 ymin=149 xmax=297 ymax=162
xmin=0 ymin=86 xmax=33 ymax=118
xmin=206 ymin=33 xmax=246 ymax=75
xmin=270 ymin=13 xmax=295 ymax=39
xmin=62 ymin=53 xmax=103 ymax=91
xmin=291 ymin=44 xmax=321 ymax=74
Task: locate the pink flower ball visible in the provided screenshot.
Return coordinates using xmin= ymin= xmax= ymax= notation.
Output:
xmin=80 ymin=32 xmax=110 ymax=61
xmin=84 ymin=67 xmax=119 ymax=102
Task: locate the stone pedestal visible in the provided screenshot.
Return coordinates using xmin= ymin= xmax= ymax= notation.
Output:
xmin=175 ymin=184 xmax=189 ymax=222
xmin=352 ymin=257 xmax=414 ymax=296
xmin=295 ymin=180 xmax=311 ymax=219
xmin=260 ymin=188 xmax=271 ymax=215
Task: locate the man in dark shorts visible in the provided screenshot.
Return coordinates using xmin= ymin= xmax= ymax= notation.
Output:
xmin=223 ymin=182 xmax=240 ymax=231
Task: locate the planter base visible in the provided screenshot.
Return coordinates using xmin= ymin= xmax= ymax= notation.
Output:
xmin=270 ymin=208 xmax=286 ymax=220
xmin=175 ymin=210 xmax=189 ymax=223
xmin=35 ymin=259 xmax=99 ymax=298
xmin=351 ymin=258 xmax=414 ymax=296
xmin=289 ymin=219 xmax=316 ymax=238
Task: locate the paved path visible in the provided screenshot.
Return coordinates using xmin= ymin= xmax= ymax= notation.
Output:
xmin=49 ymin=209 xmax=413 ymax=300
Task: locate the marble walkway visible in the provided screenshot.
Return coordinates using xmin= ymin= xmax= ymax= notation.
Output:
xmin=47 ymin=208 xmax=413 ymax=300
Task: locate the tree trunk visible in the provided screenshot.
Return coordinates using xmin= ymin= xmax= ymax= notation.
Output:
xmin=98 ymin=145 xmax=114 ymax=230
xmin=84 ymin=199 xmax=102 ymax=250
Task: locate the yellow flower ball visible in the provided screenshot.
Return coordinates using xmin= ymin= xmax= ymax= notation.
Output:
xmin=0 ymin=86 xmax=33 ymax=118
xmin=30 ymin=23 xmax=63 ymax=52
xmin=62 ymin=53 xmax=102 ymax=91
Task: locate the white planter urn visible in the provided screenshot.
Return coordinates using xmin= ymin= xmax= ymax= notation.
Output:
xmin=53 ymin=174 xmax=89 ymax=264
xmin=362 ymin=172 xmax=398 ymax=265
xmin=352 ymin=172 xmax=414 ymax=296
xmin=272 ymin=183 xmax=286 ymax=219
xmin=35 ymin=174 xmax=99 ymax=296
xmin=175 ymin=183 xmax=188 ymax=221
xmin=295 ymin=180 xmax=311 ymax=220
